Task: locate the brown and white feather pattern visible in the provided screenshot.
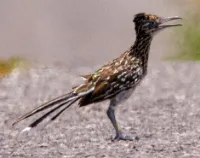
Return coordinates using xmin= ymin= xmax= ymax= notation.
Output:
xmin=77 ymin=50 xmax=145 ymax=106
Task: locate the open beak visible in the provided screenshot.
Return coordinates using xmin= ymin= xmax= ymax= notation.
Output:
xmin=158 ymin=16 xmax=182 ymax=29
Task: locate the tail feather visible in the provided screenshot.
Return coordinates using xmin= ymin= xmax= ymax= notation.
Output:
xmin=13 ymin=84 xmax=95 ymax=131
xmin=51 ymin=98 xmax=78 ymax=121
xmin=12 ymin=92 xmax=77 ymax=126
xmin=22 ymin=98 xmax=79 ymax=131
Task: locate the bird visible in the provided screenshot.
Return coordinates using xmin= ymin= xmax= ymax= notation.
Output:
xmin=12 ymin=13 xmax=182 ymax=141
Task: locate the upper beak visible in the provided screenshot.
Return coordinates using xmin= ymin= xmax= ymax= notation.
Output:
xmin=158 ymin=16 xmax=182 ymax=28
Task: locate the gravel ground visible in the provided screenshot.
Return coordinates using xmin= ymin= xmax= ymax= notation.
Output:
xmin=1 ymin=61 xmax=200 ymax=158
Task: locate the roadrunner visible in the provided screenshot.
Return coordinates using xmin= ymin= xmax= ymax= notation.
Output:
xmin=13 ymin=13 xmax=182 ymax=141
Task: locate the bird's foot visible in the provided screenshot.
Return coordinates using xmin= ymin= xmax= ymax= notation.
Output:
xmin=112 ymin=133 xmax=139 ymax=141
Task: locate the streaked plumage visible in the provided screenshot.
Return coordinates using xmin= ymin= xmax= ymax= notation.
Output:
xmin=13 ymin=13 xmax=182 ymax=141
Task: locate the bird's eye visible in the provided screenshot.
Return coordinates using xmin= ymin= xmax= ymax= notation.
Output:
xmin=150 ymin=21 xmax=156 ymax=26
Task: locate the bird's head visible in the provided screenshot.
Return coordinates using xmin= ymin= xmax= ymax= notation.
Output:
xmin=133 ymin=13 xmax=182 ymax=36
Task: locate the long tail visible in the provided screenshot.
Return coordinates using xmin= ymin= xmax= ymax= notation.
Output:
xmin=12 ymin=83 xmax=95 ymax=132
xmin=21 ymin=97 xmax=79 ymax=132
xmin=12 ymin=92 xmax=78 ymax=126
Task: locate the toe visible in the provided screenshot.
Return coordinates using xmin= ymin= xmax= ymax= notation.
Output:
xmin=113 ymin=133 xmax=135 ymax=141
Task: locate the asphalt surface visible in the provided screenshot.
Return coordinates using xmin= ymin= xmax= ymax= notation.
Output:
xmin=1 ymin=61 xmax=200 ymax=158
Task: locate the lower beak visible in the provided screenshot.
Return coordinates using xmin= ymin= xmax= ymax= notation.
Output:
xmin=158 ymin=16 xmax=182 ymax=28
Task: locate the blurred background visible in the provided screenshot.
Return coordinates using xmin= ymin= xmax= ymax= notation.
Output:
xmin=0 ymin=0 xmax=189 ymax=73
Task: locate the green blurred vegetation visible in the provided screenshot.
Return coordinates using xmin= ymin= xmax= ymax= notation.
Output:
xmin=0 ymin=57 xmax=29 ymax=77
xmin=168 ymin=3 xmax=200 ymax=61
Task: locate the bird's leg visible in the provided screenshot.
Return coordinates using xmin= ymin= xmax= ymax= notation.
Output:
xmin=107 ymin=99 xmax=133 ymax=141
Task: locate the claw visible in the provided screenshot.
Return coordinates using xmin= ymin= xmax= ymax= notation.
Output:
xmin=112 ymin=133 xmax=138 ymax=141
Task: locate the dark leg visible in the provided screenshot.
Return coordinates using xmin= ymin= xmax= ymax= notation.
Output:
xmin=106 ymin=99 xmax=134 ymax=141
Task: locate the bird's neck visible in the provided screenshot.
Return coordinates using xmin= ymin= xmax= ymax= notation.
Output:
xmin=129 ymin=34 xmax=153 ymax=72
xmin=130 ymin=34 xmax=152 ymax=57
